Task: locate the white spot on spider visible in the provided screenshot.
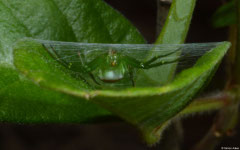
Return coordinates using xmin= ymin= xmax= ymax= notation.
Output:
xmin=99 ymin=70 xmax=123 ymax=81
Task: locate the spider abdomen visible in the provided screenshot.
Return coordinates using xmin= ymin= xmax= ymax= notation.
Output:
xmin=98 ymin=70 xmax=124 ymax=82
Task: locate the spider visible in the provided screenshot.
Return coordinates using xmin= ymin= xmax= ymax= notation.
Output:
xmin=42 ymin=44 xmax=181 ymax=87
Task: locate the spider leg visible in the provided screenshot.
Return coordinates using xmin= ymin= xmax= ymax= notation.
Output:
xmin=77 ymin=51 xmax=85 ymax=66
xmin=123 ymin=55 xmax=144 ymax=69
xmin=84 ymin=55 xmax=109 ymax=85
xmin=86 ymin=55 xmax=105 ymax=72
xmin=43 ymin=44 xmax=100 ymax=85
xmin=76 ymin=52 xmax=101 ymax=85
xmin=72 ymin=71 xmax=92 ymax=87
xmin=143 ymin=56 xmax=181 ymax=69
xmin=128 ymin=66 xmax=135 ymax=87
xmin=89 ymin=72 xmax=101 ymax=85
xmin=144 ymin=47 xmax=181 ymax=66
xmin=42 ymin=44 xmax=69 ymax=68
xmin=123 ymin=48 xmax=182 ymax=69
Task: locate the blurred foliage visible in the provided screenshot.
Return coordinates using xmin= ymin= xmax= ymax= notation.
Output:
xmin=212 ymin=0 xmax=236 ymax=28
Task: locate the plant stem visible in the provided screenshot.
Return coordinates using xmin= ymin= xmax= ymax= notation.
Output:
xmin=192 ymin=103 xmax=239 ymax=150
xmin=226 ymin=25 xmax=237 ymax=88
xmin=191 ymin=89 xmax=240 ymax=150
xmin=232 ymin=0 xmax=240 ymax=84
xmin=150 ymin=92 xmax=232 ymax=148
xmin=157 ymin=121 xmax=183 ymax=150
xmin=191 ymin=1 xmax=240 ymax=149
xmin=179 ymin=93 xmax=231 ymax=117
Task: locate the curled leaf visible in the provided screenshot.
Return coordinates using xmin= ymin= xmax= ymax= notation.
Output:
xmin=14 ymin=39 xmax=230 ymax=144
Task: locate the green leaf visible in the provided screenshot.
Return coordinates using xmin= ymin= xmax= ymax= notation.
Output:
xmin=156 ymin=0 xmax=196 ymax=44
xmin=212 ymin=0 xmax=237 ymax=28
xmin=1 ymin=0 xmax=231 ymax=145
xmin=0 ymin=0 xmax=145 ymax=122
xmin=13 ymin=39 xmax=231 ymax=144
xmin=0 ymin=66 xmax=111 ymax=123
xmin=136 ymin=0 xmax=197 ymax=86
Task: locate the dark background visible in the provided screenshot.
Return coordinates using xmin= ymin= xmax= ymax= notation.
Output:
xmin=0 ymin=0 xmax=239 ymax=150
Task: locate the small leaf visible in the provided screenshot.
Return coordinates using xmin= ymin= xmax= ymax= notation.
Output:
xmin=212 ymin=0 xmax=237 ymax=28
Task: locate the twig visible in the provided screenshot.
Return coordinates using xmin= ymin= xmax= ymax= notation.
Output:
xmin=232 ymin=0 xmax=240 ymax=84
xmin=179 ymin=92 xmax=231 ymax=117
xmin=191 ymin=89 xmax=239 ymax=150
xmin=191 ymin=0 xmax=240 ymax=149
xmin=149 ymin=92 xmax=233 ymax=149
